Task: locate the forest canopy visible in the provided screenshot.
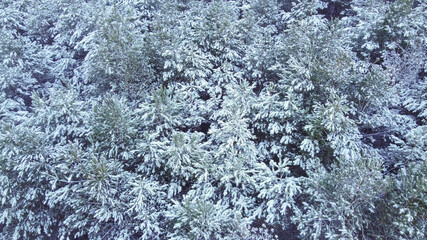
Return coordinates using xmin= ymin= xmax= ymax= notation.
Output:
xmin=0 ymin=0 xmax=426 ymax=239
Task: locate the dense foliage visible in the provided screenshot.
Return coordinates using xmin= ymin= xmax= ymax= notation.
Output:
xmin=1 ymin=0 xmax=425 ymax=239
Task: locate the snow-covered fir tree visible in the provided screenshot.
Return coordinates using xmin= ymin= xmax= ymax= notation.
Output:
xmin=1 ymin=0 xmax=425 ymax=239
